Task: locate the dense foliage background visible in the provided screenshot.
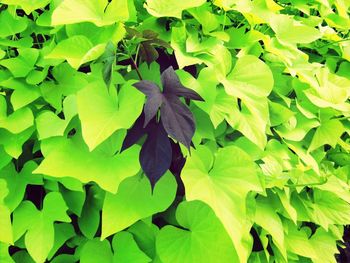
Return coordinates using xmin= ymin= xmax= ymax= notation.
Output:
xmin=0 ymin=0 xmax=349 ymax=262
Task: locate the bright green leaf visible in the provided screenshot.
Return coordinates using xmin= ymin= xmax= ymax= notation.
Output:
xmin=77 ymin=80 xmax=144 ymax=151
xmin=182 ymin=145 xmax=262 ymax=262
xmin=156 ymin=201 xmax=239 ymax=263
xmin=102 ymin=172 xmax=176 ymax=239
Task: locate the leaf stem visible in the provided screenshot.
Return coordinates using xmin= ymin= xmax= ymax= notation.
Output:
xmin=122 ymin=39 xmax=143 ymax=80
xmin=285 ymin=179 xmax=328 ymax=188
xmin=222 ymin=11 xmax=227 ymax=31
xmin=315 ymin=38 xmax=350 ymax=49
xmin=132 ymin=56 xmax=143 ymax=80
xmin=135 ymin=43 xmax=141 ymax=65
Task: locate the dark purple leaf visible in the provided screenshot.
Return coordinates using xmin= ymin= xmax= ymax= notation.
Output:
xmin=121 ymin=113 xmax=147 ymax=152
xmin=131 ymin=65 xmax=204 ymax=151
xmin=161 ymin=66 xmax=204 ymax=101
xmin=140 ymin=43 xmax=159 ymax=65
xmin=133 ymin=80 xmax=163 ymax=127
xmin=160 ymin=95 xmax=195 ymax=150
xmin=133 ymin=80 xmax=160 ymax=96
xmin=140 ymin=122 xmax=172 ymax=188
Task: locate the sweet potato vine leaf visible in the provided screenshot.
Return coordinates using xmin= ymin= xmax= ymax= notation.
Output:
xmin=133 ymin=66 xmax=204 ymax=149
xmin=123 ymin=67 xmax=203 ymax=187
xmin=122 ymin=113 xmax=172 ymax=188
xmin=126 ymin=28 xmax=171 ymax=65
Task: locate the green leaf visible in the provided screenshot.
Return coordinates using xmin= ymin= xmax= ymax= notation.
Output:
xmin=0 ymin=127 xmax=34 ymax=158
xmin=46 ymin=36 xmax=106 ymax=69
xmin=47 ymin=224 xmax=75 ymax=260
xmin=275 ymin=110 xmax=320 ymax=142
xmin=156 ymin=201 xmax=239 ymax=263
xmin=0 ymin=78 xmax=41 ymax=111
xmin=222 ymin=55 xmax=273 ymax=149
xmin=308 ymin=228 xmax=339 ymax=263
xmin=269 ymin=101 xmax=295 ymax=127
xmin=223 ymin=55 xmax=274 ymax=99
xmin=311 ymin=189 xmax=350 ymax=230
xmin=77 ymin=80 xmax=144 ymax=151
xmin=128 ymin=221 xmax=159 ymax=260
xmin=33 ymin=134 xmax=141 ymax=193
xmin=182 ymin=145 xmax=262 ymax=262
xmin=303 ymin=68 xmax=350 ymax=112
xmin=270 ymin=15 xmax=322 ymax=44
xmin=178 ymin=68 xmax=235 ymax=128
xmin=145 ymin=0 xmax=206 ymax=18
xmin=102 ymin=172 xmax=176 ymax=239
xmin=0 ymin=242 xmax=14 ymax=263
xmin=255 ymin=196 xmax=286 ymax=260
xmin=60 ymin=187 xmax=85 ymax=217
xmin=80 ymin=238 xmax=113 ymax=263
xmin=0 ymin=179 xmax=13 ymax=244
xmin=0 ymin=48 xmax=39 ymax=78
xmin=35 ymin=111 xmax=69 ymax=140
xmin=66 ymin=22 xmax=125 ymax=46
xmin=0 ymin=162 xmax=42 ymax=212
xmin=112 ymin=232 xmax=151 ymax=263
xmin=51 ymin=0 xmax=129 ymax=26
xmin=12 ymin=192 xmax=70 ymax=263
xmin=0 ymin=96 xmax=33 ymax=134
xmin=78 ymin=185 xmax=104 ymax=239
xmin=0 ymin=10 xmax=28 ymax=37
xmin=309 ymin=119 xmax=344 ymax=152
xmin=0 ymin=0 xmax=51 ymax=14
xmin=284 ymin=222 xmax=317 ymax=259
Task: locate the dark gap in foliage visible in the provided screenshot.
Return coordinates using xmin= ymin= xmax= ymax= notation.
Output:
xmin=69 ymin=214 xmax=83 ymax=236
xmin=15 ymin=9 xmax=26 ymax=17
xmin=25 ymin=185 xmax=46 ymax=210
xmin=16 ymin=140 xmax=35 ymax=171
xmin=237 ymin=98 xmax=242 ymax=111
xmin=0 ymin=5 xmax=7 ymax=12
xmin=183 ymin=65 xmax=197 ymax=77
xmin=8 ymin=245 xmax=21 ymax=256
xmin=287 ymin=90 xmax=296 ymax=99
xmin=32 ymin=150 xmax=43 ymax=161
xmin=156 ymin=49 xmax=179 ymax=71
xmin=337 ymin=226 xmax=350 ymax=262
xmin=266 ymin=238 xmax=274 ymax=256
xmin=68 ymin=128 xmax=77 ymax=138
xmin=169 ymin=140 xmax=186 ymax=197
xmin=94 ymin=211 xmax=103 ymax=238
xmin=78 ymin=65 xmax=91 ymax=74
xmin=324 ymin=144 xmax=332 ymax=151
xmin=53 ymin=240 xmax=76 ymax=259
xmin=57 ymin=111 xmax=65 ymax=119
xmin=34 ymin=5 xmax=50 ymax=15
xmin=163 ymin=19 xmax=172 ymax=31
xmin=250 ymin=227 xmax=264 ymax=252
xmin=118 ymin=58 xmax=133 ymax=67
xmin=153 ymin=215 xmax=169 ymax=229
xmin=301 ymin=222 xmax=317 ymax=237
xmin=46 ymin=66 xmax=56 ymax=83
xmin=225 ymin=130 xmax=243 ymax=142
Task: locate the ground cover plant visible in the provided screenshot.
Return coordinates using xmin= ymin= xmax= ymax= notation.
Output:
xmin=0 ymin=0 xmax=349 ymax=262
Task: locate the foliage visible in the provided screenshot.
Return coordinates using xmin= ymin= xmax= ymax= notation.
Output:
xmin=0 ymin=0 xmax=349 ymax=262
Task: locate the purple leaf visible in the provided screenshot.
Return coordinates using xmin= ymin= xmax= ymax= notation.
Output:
xmin=160 ymin=95 xmax=195 ymax=150
xmin=121 ymin=113 xmax=147 ymax=152
xmin=161 ymin=66 xmax=204 ymax=101
xmin=140 ymin=122 xmax=172 ymax=188
xmin=132 ymin=66 xmax=204 ymax=153
xmin=134 ymin=80 xmax=162 ymax=127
